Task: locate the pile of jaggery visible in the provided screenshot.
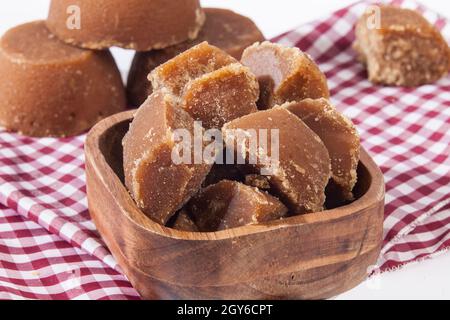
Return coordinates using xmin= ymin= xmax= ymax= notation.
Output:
xmin=123 ymin=40 xmax=361 ymax=233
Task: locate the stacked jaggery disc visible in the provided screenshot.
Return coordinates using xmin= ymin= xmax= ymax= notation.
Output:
xmin=123 ymin=41 xmax=362 ymax=233
xmin=3 ymin=1 xmax=266 ymax=137
xmin=127 ymin=8 xmax=265 ymax=106
xmin=0 ymin=21 xmax=126 ymax=137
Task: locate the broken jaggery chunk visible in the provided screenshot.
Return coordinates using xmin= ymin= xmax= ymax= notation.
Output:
xmin=123 ymin=92 xmax=212 ymax=225
xmin=127 ymin=8 xmax=265 ymax=106
xmin=149 ymin=42 xmax=259 ymax=129
xmin=47 ymin=0 xmax=205 ymax=51
xmin=241 ymin=41 xmax=330 ymax=109
xmin=354 ymin=5 xmax=450 ymax=86
xmin=171 ymin=210 xmax=199 ymax=232
xmin=150 ymin=42 xmax=237 ymax=96
xmin=187 ymin=180 xmax=288 ymax=232
xmin=223 ymin=108 xmax=331 ymax=214
xmin=281 ymin=99 xmax=360 ymax=200
xmin=245 ymin=174 xmax=271 ymax=190
xmin=0 ymin=21 xmax=125 ymax=137
xmin=183 ymin=63 xmax=259 ymax=128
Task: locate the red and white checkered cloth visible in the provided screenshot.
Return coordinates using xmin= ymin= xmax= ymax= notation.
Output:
xmin=1 ymin=0 xmax=449 ymax=299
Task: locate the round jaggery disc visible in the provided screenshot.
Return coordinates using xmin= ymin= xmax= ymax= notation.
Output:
xmin=127 ymin=8 xmax=265 ymax=106
xmin=223 ymin=108 xmax=331 ymax=214
xmin=123 ymin=91 xmax=212 ymax=225
xmin=241 ymin=41 xmax=330 ymax=109
xmin=46 ymin=0 xmax=205 ymax=51
xmin=280 ymin=99 xmax=360 ymax=200
xmin=0 ymin=21 xmax=125 ymax=137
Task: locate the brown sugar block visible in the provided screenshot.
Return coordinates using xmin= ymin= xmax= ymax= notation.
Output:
xmin=46 ymin=0 xmax=204 ymax=51
xmin=241 ymin=42 xmax=330 ymax=109
xmin=150 ymin=42 xmax=259 ymax=129
xmin=170 ymin=210 xmax=199 ymax=232
xmin=0 ymin=21 xmax=125 ymax=137
xmin=354 ymin=5 xmax=450 ymax=86
xmin=187 ymin=180 xmax=288 ymax=232
xmin=280 ymin=99 xmax=360 ymax=200
xmin=150 ymin=42 xmax=237 ymax=97
xmin=182 ymin=63 xmax=259 ymax=129
xmin=223 ymin=108 xmax=331 ymax=214
xmin=123 ymin=92 xmax=212 ymax=225
xmin=127 ymin=8 xmax=265 ymax=106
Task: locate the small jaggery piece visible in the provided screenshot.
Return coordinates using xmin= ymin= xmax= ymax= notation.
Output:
xmin=354 ymin=5 xmax=450 ymax=86
xmin=187 ymin=180 xmax=288 ymax=232
xmin=123 ymin=92 xmax=212 ymax=225
xmin=241 ymin=41 xmax=330 ymax=109
xmin=280 ymin=99 xmax=360 ymax=200
xmin=150 ymin=42 xmax=259 ymax=129
xmin=0 ymin=21 xmax=125 ymax=137
xmin=127 ymin=8 xmax=265 ymax=106
xmin=47 ymin=0 xmax=205 ymax=51
xmin=245 ymin=174 xmax=271 ymax=190
xmin=223 ymin=108 xmax=331 ymax=214
xmin=171 ymin=210 xmax=199 ymax=232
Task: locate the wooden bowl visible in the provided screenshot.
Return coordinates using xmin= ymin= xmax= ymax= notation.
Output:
xmin=85 ymin=110 xmax=385 ymax=300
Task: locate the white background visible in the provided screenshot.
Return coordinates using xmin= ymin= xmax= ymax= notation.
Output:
xmin=0 ymin=0 xmax=449 ymax=300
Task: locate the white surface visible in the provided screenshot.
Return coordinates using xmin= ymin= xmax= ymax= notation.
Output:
xmin=0 ymin=0 xmax=449 ymax=300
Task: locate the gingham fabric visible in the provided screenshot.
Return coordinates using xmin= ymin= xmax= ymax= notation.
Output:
xmin=0 ymin=0 xmax=449 ymax=299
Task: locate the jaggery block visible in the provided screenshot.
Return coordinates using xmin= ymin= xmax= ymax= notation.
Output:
xmin=281 ymin=99 xmax=360 ymax=200
xmin=127 ymin=8 xmax=265 ymax=106
xmin=0 ymin=21 xmax=125 ymax=137
xmin=223 ymin=108 xmax=331 ymax=214
xmin=150 ymin=42 xmax=259 ymax=129
xmin=183 ymin=63 xmax=259 ymax=128
xmin=47 ymin=0 xmax=205 ymax=51
xmin=241 ymin=42 xmax=330 ymax=109
xmin=150 ymin=42 xmax=237 ymax=96
xmin=171 ymin=210 xmax=199 ymax=232
xmin=187 ymin=180 xmax=288 ymax=232
xmin=354 ymin=5 xmax=450 ymax=86
xmin=123 ymin=92 xmax=212 ymax=225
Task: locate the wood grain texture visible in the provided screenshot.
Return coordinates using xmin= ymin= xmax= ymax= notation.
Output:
xmin=85 ymin=110 xmax=385 ymax=300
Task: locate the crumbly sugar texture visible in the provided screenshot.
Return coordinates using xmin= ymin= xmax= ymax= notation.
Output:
xmin=122 ymin=91 xmax=212 ymax=225
xmin=280 ymin=99 xmax=360 ymax=201
xmin=171 ymin=210 xmax=199 ymax=232
xmin=241 ymin=41 xmax=330 ymax=109
xmin=187 ymin=180 xmax=288 ymax=232
xmin=354 ymin=5 xmax=450 ymax=86
xmin=0 ymin=21 xmax=125 ymax=137
xmin=223 ymin=108 xmax=331 ymax=214
xmin=149 ymin=42 xmax=259 ymax=129
xmin=126 ymin=8 xmax=265 ymax=106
